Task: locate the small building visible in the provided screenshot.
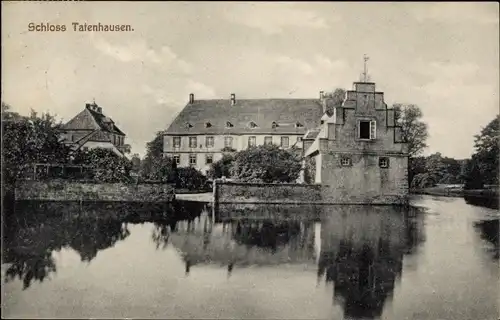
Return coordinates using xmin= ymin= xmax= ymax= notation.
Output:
xmin=163 ymin=93 xmax=323 ymax=173
xmin=60 ymin=102 xmax=130 ymax=156
xmin=303 ymin=81 xmax=409 ymax=204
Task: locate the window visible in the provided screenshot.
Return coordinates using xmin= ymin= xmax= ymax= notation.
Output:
xmin=297 ymin=136 xmax=302 ymax=142
xmin=341 ymin=157 xmax=352 ymax=166
xmin=295 ymin=122 xmax=304 ymax=128
xmin=358 ymin=120 xmax=376 ymax=140
xmin=206 ymin=154 xmax=214 ymax=164
xmin=224 ymin=136 xmax=233 ymax=148
xmin=205 ymin=122 xmax=212 ymax=128
xmin=189 ymin=137 xmax=197 ymax=148
xmin=264 ymin=136 xmax=273 ymax=145
xmin=173 ymin=137 xmax=181 ymax=148
xmin=226 ymin=121 xmax=234 ymax=128
xmin=281 ymin=136 xmax=289 ymax=148
xmin=272 ymin=121 xmax=279 ymax=129
xmin=189 ymin=154 xmax=197 ymax=165
xmin=248 ymin=136 xmax=256 ymax=147
xmin=249 ymin=121 xmax=258 ymax=128
xmin=173 ymin=154 xmax=180 ymax=165
xmin=186 ymin=122 xmax=193 ymax=128
xmin=379 ymin=157 xmax=389 ymax=168
xmin=206 ymin=136 xmax=214 ymax=148
xmin=70 ymin=134 xmax=74 ymax=142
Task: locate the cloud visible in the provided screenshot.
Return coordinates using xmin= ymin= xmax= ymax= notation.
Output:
xmin=141 ymin=80 xmax=216 ymax=106
xmin=225 ymin=3 xmax=331 ymax=34
xmin=410 ymin=3 xmax=498 ymax=25
xmin=275 ymin=55 xmax=314 ymax=75
xmin=185 ymin=80 xmax=217 ymax=99
xmin=92 ymin=36 xmax=193 ymax=73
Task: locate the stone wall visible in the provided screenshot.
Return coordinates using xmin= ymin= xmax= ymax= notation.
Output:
xmin=15 ymin=180 xmax=175 ymax=202
xmin=215 ymin=181 xmax=323 ymax=204
xmin=318 ymin=153 xmax=409 ymax=205
xmin=214 ymin=180 xmax=408 ymax=205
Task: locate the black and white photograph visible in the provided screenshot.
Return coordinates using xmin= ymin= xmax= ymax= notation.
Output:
xmin=1 ymin=2 xmax=499 ymax=319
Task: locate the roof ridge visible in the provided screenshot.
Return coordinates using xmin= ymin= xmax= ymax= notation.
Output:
xmin=191 ymin=98 xmax=320 ymax=101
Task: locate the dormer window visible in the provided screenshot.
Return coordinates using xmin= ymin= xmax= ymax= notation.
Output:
xmin=272 ymin=121 xmax=279 ymax=129
xmin=226 ymin=121 xmax=234 ymax=128
xmin=249 ymin=121 xmax=258 ymax=128
xmin=295 ymin=122 xmax=304 ymax=128
xmin=186 ymin=122 xmax=193 ymax=128
xmin=205 ymin=122 xmax=212 ymax=128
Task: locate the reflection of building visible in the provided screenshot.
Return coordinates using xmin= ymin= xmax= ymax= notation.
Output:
xmin=167 ymin=214 xmax=318 ymax=274
xmin=318 ymin=207 xmax=406 ymax=317
xmin=59 ymin=102 xmax=130 ymax=156
xmin=316 ymin=206 xmax=420 ymax=319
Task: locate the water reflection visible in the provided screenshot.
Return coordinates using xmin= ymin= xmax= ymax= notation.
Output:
xmin=2 ymin=201 xmax=180 ymax=290
xmin=3 ymin=217 xmax=130 ymax=289
xmin=3 ymin=197 xmax=499 ymax=320
xmin=317 ymin=206 xmax=424 ymax=319
xmin=474 ymin=219 xmax=499 ymax=260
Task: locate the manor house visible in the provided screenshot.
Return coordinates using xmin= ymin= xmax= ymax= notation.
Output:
xmin=163 ymin=93 xmax=324 ymax=173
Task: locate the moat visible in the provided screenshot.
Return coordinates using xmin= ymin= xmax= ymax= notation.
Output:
xmin=2 ymin=196 xmax=498 ymax=319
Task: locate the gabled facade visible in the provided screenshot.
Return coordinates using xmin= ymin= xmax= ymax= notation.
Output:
xmin=303 ymin=81 xmax=409 ymax=204
xmin=60 ymin=102 xmax=130 ymax=156
xmin=163 ymin=93 xmax=324 ymax=173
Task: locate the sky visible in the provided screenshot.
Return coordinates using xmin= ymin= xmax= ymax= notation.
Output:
xmin=2 ymin=2 xmax=498 ymax=159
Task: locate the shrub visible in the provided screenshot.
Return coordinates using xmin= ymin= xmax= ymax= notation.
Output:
xmin=231 ymin=145 xmax=302 ymax=183
xmin=73 ymin=148 xmax=132 ymax=183
xmin=176 ymin=167 xmax=207 ymax=190
xmin=140 ymin=155 xmax=176 ymax=182
xmin=207 ymin=154 xmax=234 ymax=179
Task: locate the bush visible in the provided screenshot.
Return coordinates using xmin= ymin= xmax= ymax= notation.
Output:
xmin=73 ymin=148 xmax=132 ymax=183
xmin=231 ymin=145 xmax=302 ymax=183
xmin=176 ymin=167 xmax=207 ymax=190
xmin=207 ymin=154 xmax=234 ymax=179
xmin=140 ymin=155 xmax=176 ymax=182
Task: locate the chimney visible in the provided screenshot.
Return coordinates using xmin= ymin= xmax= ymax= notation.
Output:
xmin=189 ymin=93 xmax=194 ymax=104
xmin=320 ymin=91 xmax=324 ymax=99
xmin=97 ymin=107 xmax=102 ymax=113
xmin=85 ymin=103 xmax=91 ymax=109
xmin=230 ymin=93 xmax=236 ymax=106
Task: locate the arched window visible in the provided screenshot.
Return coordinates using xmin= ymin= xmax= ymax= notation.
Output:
xmin=249 ymin=121 xmax=258 ymax=128
xmin=226 ymin=121 xmax=234 ymax=128
xmin=272 ymin=121 xmax=279 ymax=129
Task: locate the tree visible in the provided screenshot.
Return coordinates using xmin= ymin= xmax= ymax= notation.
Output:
xmin=130 ymin=154 xmax=141 ymax=174
xmin=73 ymin=148 xmax=132 ymax=183
xmin=2 ymin=103 xmax=72 ymax=184
xmin=231 ymin=145 xmax=302 ymax=183
xmin=463 ymin=156 xmax=485 ymax=190
xmin=140 ymin=131 xmax=176 ymax=181
xmin=323 ymin=88 xmax=346 ymax=115
xmin=471 ymin=115 xmax=499 ymax=185
xmin=393 ymin=104 xmax=429 ymax=187
xmin=393 ymin=104 xmax=429 ymax=157
xmin=176 ymin=167 xmax=207 ymax=190
xmin=207 ymin=154 xmax=234 ymax=179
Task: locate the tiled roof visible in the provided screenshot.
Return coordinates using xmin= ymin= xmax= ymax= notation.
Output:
xmin=61 ymin=104 xmax=125 ymax=136
xmin=165 ymin=99 xmax=323 ymax=135
xmin=303 ymin=128 xmax=321 ymax=140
